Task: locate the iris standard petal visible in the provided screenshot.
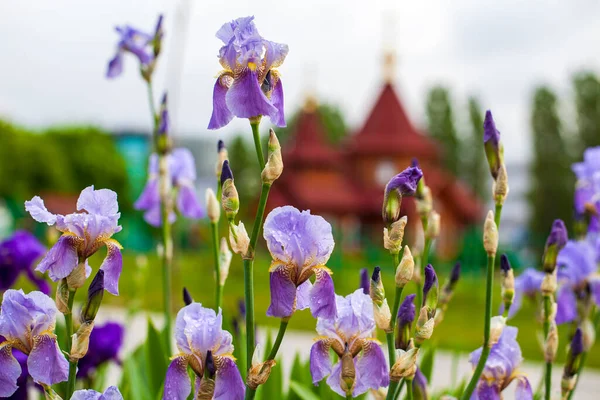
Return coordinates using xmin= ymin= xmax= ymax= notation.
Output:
xmin=170 ymin=148 xmax=198 ymax=182
xmin=0 ymin=290 xmax=57 ymax=345
xmin=70 ymin=389 xmax=102 ymax=400
xmin=106 ymin=52 xmax=124 ymax=78
xmin=309 ymin=339 xmax=333 ymax=384
xmin=335 ymin=289 xmax=375 ymax=340
xmin=25 ymin=196 xmax=58 ymax=225
xmin=27 ymin=334 xmax=69 ymax=385
xmin=263 ymin=40 xmax=289 ymax=71
xmin=77 ymin=186 xmax=119 ymax=217
xmin=296 ymin=279 xmax=313 ymax=310
xmin=100 ymin=239 xmax=123 ymax=296
xmin=163 ymin=356 xmax=191 ymax=400
xmin=214 ymin=356 xmax=245 ymax=400
xmin=0 ymin=344 xmax=21 ymax=397
xmin=557 ymin=240 xmax=596 ymax=285
xmin=182 ymin=305 xmax=223 ymax=354
xmin=353 ymin=340 xmax=389 ymax=395
xmin=309 ymin=268 xmax=337 ymax=319
xmin=269 ymin=77 xmax=286 ymax=127
xmin=208 ymin=75 xmax=234 ymax=130
xmin=176 ymin=184 xmax=204 ymax=220
xmin=266 ymin=265 xmax=297 ymax=318
xmin=324 ymin=360 xmax=345 ymax=397
xmin=556 ymin=285 xmax=578 ymax=325
xmin=36 ymin=234 xmax=79 ymax=281
xmin=225 ymin=68 xmax=276 ymax=119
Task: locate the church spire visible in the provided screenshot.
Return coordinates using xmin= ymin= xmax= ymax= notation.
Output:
xmin=383 ymin=50 xmax=396 ymax=83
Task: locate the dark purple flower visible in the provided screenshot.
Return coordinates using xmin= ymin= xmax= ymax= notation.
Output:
xmin=0 ymin=230 xmax=49 ymax=294
xmin=183 ymin=287 xmax=194 ymax=306
xmin=397 ymin=294 xmax=416 ymax=326
xmin=359 ymin=268 xmax=370 ymax=295
xmin=423 ymin=264 xmax=437 ymax=299
xmin=0 ymin=290 xmax=69 ymax=396
xmin=483 ymin=110 xmax=503 ymax=179
xmin=25 ymin=186 xmax=123 ymax=295
xmin=81 ymin=270 xmax=105 ymax=323
xmin=135 ymin=148 xmax=204 ymax=227
xmin=72 ymin=386 xmax=123 ymax=399
xmin=264 ymin=206 xmax=336 ymax=319
xmin=500 ymin=254 xmax=511 ymax=273
xmin=106 ymin=15 xmax=163 ymax=79
xmin=571 ymin=147 xmax=600 ymax=223
xmin=164 ymin=303 xmax=244 ymax=400
xmin=469 ymin=326 xmax=532 ymax=399
xmin=218 ymin=140 xmax=225 ymax=153
xmin=158 ymin=93 xmax=169 ymax=136
xmin=571 ymin=328 xmax=584 ymax=358
xmin=382 ymin=166 xmax=423 ymax=224
xmin=501 ymin=268 xmax=545 ymax=318
xmin=309 ymin=290 xmax=389 ymax=397
xmin=208 ymin=16 xmax=288 ymax=130
xmin=542 ymin=220 xmax=568 ymax=273
xmin=77 ymin=322 xmax=124 ymax=380
xmin=450 ymin=262 xmax=461 ymax=285
xmin=221 ymin=160 xmax=234 ymax=185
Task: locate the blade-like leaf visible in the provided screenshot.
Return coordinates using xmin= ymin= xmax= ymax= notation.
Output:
xmin=420 ymin=346 xmax=436 ymax=383
xmin=146 ymin=318 xmax=169 ymax=396
xmin=289 ymin=381 xmax=321 ymax=400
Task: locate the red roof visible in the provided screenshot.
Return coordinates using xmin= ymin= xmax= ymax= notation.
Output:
xmin=348 ymin=83 xmax=440 ymax=160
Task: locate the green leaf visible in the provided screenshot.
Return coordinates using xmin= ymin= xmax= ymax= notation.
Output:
xmin=289 ymin=381 xmax=321 ymax=400
xmin=145 ymin=318 xmax=169 ymax=396
xmin=123 ymin=355 xmax=153 ymax=400
xmin=420 ymin=346 xmax=436 ymax=383
xmin=91 ymin=362 xmax=109 ymax=391
xmin=257 ymin=356 xmax=284 ymax=400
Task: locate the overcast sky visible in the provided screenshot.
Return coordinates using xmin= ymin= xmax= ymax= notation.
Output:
xmin=1 ymin=0 xmax=599 ymax=163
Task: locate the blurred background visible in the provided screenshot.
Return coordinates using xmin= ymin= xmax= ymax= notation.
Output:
xmin=2 ymin=0 xmax=600 ymax=370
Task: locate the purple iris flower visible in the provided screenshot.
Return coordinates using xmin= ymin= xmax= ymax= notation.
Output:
xmin=483 ymin=110 xmax=503 ymax=179
xmin=134 ymin=148 xmax=204 ymax=227
xmin=72 ymin=386 xmax=123 ymax=399
xmin=208 ymin=16 xmax=288 ymax=129
xmin=163 ymin=303 xmax=244 ymax=400
xmin=78 ymin=322 xmax=124 ymax=379
xmin=106 ymin=15 xmax=163 ymax=79
xmin=469 ymin=326 xmax=532 ymax=400
xmin=501 ymin=268 xmax=545 ymax=318
xmin=263 ymin=206 xmax=337 ymax=319
xmin=359 ymin=268 xmax=370 ymax=295
xmin=0 ymin=230 xmax=49 ymax=294
xmin=0 ymin=289 xmax=69 ymax=397
xmin=25 ymin=186 xmax=123 ymax=295
xmin=382 ymin=166 xmax=423 ymax=224
xmin=309 ymin=289 xmax=389 ymax=397
xmin=555 ymin=240 xmax=600 ymax=324
xmin=572 ymin=147 xmax=600 ymax=228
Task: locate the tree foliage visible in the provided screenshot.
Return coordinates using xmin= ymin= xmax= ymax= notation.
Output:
xmin=426 ymin=86 xmax=460 ymax=175
xmin=463 ymin=97 xmax=488 ymax=201
xmin=573 ymin=71 xmax=600 ymax=152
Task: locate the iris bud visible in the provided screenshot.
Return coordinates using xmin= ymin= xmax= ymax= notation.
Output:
xmin=221 ymin=161 xmax=240 ymax=221
xmin=261 ymin=129 xmax=283 ymax=185
xmin=219 ymin=237 xmax=232 ymax=286
xmin=384 ymin=216 xmax=407 ymax=254
xmin=493 ymin=163 xmax=509 ymax=205
xmin=542 ymin=219 xmax=568 ymax=273
xmin=390 ymin=347 xmax=419 ymax=381
xmin=395 ymin=246 xmax=414 ymax=288
xmin=359 ymin=268 xmax=370 ymax=295
xmin=483 ymin=110 xmax=503 ymax=180
xmin=544 ymin=320 xmax=559 ymax=362
xmin=489 ymin=316 xmax=506 ymax=347
xmin=423 ymin=264 xmax=438 ymax=316
xmin=215 ymin=140 xmax=228 ymax=179
xmin=425 ymin=211 xmax=440 ymax=240
xmin=183 ymin=287 xmax=194 ymax=306
xmin=229 ymin=221 xmax=250 ymax=258
xmin=206 ymin=188 xmax=220 ymax=223
xmin=483 ymin=211 xmax=498 ymax=256
xmin=81 ymin=269 xmax=105 ymax=323
xmin=500 ymin=255 xmax=515 ymax=313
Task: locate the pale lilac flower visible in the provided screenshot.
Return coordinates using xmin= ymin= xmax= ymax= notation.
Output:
xmin=25 ymin=186 xmax=123 ymax=295
xmin=135 ymin=148 xmax=204 ymax=227
xmin=263 ymin=206 xmax=336 ymax=319
xmin=71 ymin=386 xmax=123 ymax=399
xmin=0 ymin=289 xmax=69 ymax=396
xmin=572 ymin=147 xmax=600 ymax=225
xmin=501 ymin=268 xmax=545 ymax=318
xmin=0 ymin=230 xmax=49 ymax=294
xmin=309 ymin=290 xmax=389 ymax=397
xmin=208 ymin=16 xmax=288 ymax=129
xmin=469 ymin=326 xmax=532 ymax=400
xmin=163 ymin=303 xmax=244 ymax=400
xmin=106 ymin=15 xmax=163 ymax=79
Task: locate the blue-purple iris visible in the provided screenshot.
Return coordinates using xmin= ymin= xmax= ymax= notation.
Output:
xmin=208 ymin=16 xmax=288 ymax=129
xmin=0 ymin=230 xmax=49 ymax=294
xmin=384 ymin=167 xmax=423 ymax=199
xmin=135 ymin=148 xmax=204 ymax=227
xmin=572 ymin=147 xmax=600 ymax=229
xmin=72 ymin=386 xmax=123 ymax=399
xmin=25 ymin=186 xmax=123 ymax=295
xmin=309 ymin=289 xmax=389 ymax=397
xmin=163 ymin=303 xmax=244 ymax=400
xmin=78 ymin=322 xmax=124 ymax=379
xmin=483 ymin=110 xmax=503 ymax=179
xmin=469 ymin=326 xmax=532 ymax=399
xmin=501 ymin=268 xmax=545 ymax=318
xmin=0 ymin=289 xmax=69 ymax=396
xmin=263 ymin=206 xmax=337 ymax=319
xmin=107 ymin=15 xmax=163 ymax=79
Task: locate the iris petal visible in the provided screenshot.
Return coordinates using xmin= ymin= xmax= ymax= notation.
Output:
xmin=28 ymin=334 xmax=69 ymax=385
xmin=163 ymin=356 xmax=191 ymax=400
xmin=353 ymin=340 xmax=389 ymax=396
xmin=225 ymin=69 xmax=276 ymax=119
xmin=309 ymin=268 xmax=336 ymax=319
xmin=269 ymin=77 xmax=286 ymax=127
xmin=266 ymin=265 xmax=297 ymax=318
xmin=36 ymin=235 xmax=79 ymax=282
xmin=214 ymin=356 xmax=245 ymax=400
xmin=0 ymin=343 xmax=21 ymax=397
xmin=309 ymin=339 xmax=332 ymax=384
xmin=100 ymin=239 xmax=123 ymax=296
xmin=208 ymin=76 xmax=234 ymax=130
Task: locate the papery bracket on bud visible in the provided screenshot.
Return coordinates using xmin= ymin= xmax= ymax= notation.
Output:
xmin=261 ymin=129 xmax=283 ymax=185
xmin=247 ymin=359 xmax=276 ymax=390
xmin=66 ymin=261 xmax=88 ymax=289
xmin=384 ymin=217 xmax=407 ymax=254
xmin=70 ymin=321 xmax=94 ymax=361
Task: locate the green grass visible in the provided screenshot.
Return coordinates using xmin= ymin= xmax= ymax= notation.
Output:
xmin=63 ymin=246 xmax=599 ymax=369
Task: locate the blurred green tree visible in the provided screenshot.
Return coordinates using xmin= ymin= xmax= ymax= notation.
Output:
xmin=528 ymin=87 xmax=574 ymax=250
xmin=462 ymin=97 xmax=488 ymax=201
xmin=573 ymin=71 xmax=600 ymax=152
xmin=426 ymin=86 xmax=460 ymax=175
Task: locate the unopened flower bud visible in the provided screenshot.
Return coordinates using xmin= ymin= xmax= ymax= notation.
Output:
xmin=425 ymin=211 xmax=440 ymax=240
xmin=359 ymin=268 xmax=370 ymax=295
xmin=220 ymin=161 xmax=239 ymax=220
xmin=493 ymin=163 xmax=509 ymax=205
xmin=562 ymin=328 xmax=583 ymax=400
xmin=489 ymin=316 xmax=506 ymax=347
xmin=541 ymin=270 xmax=557 ymax=295
xmin=382 ymin=190 xmax=401 ymax=227
xmin=261 ymin=129 xmax=283 ymax=185
xmin=228 ymin=221 xmax=250 ymax=258
xmin=544 ymin=320 xmax=559 ymax=362
xmin=423 ymin=264 xmax=438 ymax=316
xmin=81 ymin=269 xmax=104 ymax=323
xmin=483 ymin=211 xmax=498 ymax=256
xmin=56 ymin=278 xmax=70 ymax=314
xmin=247 ymin=344 xmax=276 ymax=390
xmin=215 ymin=140 xmax=228 ymax=179
xmin=370 ymin=266 xmax=385 ymax=305
xmin=183 ymin=287 xmax=194 ymax=306
xmin=500 ymin=255 xmax=515 ymax=312
xmin=438 ymin=262 xmax=461 ymax=309
xmin=542 ymin=219 xmax=568 ymax=273
xmin=219 ymin=237 xmax=232 ymax=286
xmin=483 ymin=110 xmax=503 ymax=180
xmin=384 ymin=216 xmax=408 ymax=254
xmin=416 ymin=186 xmax=433 ymax=217
xmin=415 ymin=307 xmax=435 ymax=345
xmin=396 ymin=294 xmax=416 ymax=350
xmin=395 ymin=246 xmax=414 ymax=288
xmin=206 ymin=188 xmax=220 ymax=223
xmin=374 ymin=299 xmax=392 ymax=332
xmin=70 ymin=321 xmax=94 ymax=361
xmin=390 ymin=347 xmax=419 ymax=381
xmin=582 ymin=319 xmax=596 ymax=351
xmin=382 ymin=167 xmax=423 ymax=226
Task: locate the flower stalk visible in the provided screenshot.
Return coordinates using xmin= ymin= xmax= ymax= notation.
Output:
xmin=64 ymin=287 xmax=77 ymax=399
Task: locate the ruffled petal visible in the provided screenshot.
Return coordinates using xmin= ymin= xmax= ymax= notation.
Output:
xmin=263 ymin=40 xmax=288 ymax=71
xmin=27 ymin=334 xmax=69 ymax=385
xmin=208 ymin=75 xmax=234 ymax=129
xmin=556 ymin=285 xmax=578 ymax=325
xmin=100 ymin=239 xmax=123 ymax=296
xmin=71 ymin=389 xmax=103 ymax=399
xmin=310 ymin=268 xmax=337 ymax=319
xmin=77 ymin=186 xmax=119 ymax=217
xmin=177 ymin=184 xmax=204 ymax=220
xmin=106 ymin=52 xmax=124 ymax=78
xmin=163 ymin=356 xmax=191 ymax=400
xmin=170 ymin=148 xmax=198 ymax=182
xmin=0 ymin=343 xmax=21 ymax=397
xmin=214 ymin=356 xmax=245 ymax=400
xmin=36 ymin=235 xmax=79 ymax=281
xmin=269 ymin=76 xmax=286 ymax=127
xmin=225 ymin=68 xmax=276 ymax=119
xmin=309 ymin=339 xmax=332 ymax=384
xmin=266 ymin=265 xmax=297 ymax=318
xmin=324 ymin=360 xmax=345 ymax=397
xmin=296 ymin=280 xmax=313 ymax=310
xmin=353 ymin=340 xmax=389 ymax=396
xmin=25 ymin=196 xmax=57 ymax=225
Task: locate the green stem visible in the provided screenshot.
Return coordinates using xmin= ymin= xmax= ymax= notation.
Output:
xmin=251 ymin=122 xmax=266 ymax=169
xmin=415 ymin=254 xmax=423 ymax=317
xmin=211 ymin=221 xmax=222 ymax=309
xmin=386 ymin=252 xmax=403 ymax=364
xmin=395 ymin=379 xmax=405 ymax=399
xmin=543 ymin=295 xmax=552 ymax=400
xmin=460 ymin=254 xmax=495 ymax=400
xmin=406 ymin=379 xmax=414 ymax=400
xmin=494 ymin=203 xmax=503 ymax=229
xmin=160 ymin=181 xmax=172 ymax=352
xmin=386 ymin=381 xmax=400 ymax=400
xmin=65 ymin=289 xmax=77 ymax=399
